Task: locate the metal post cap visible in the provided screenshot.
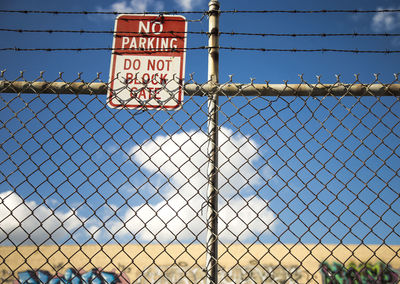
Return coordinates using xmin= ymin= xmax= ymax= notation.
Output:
xmin=208 ymin=0 xmax=220 ymax=8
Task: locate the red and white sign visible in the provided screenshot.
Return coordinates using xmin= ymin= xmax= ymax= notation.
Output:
xmin=108 ymin=14 xmax=187 ymax=109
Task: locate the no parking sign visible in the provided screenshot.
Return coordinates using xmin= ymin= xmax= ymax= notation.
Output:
xmin=108 ymin=14 xmax=187 ymax=109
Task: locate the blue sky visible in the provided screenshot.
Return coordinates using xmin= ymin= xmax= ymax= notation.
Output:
xmin=0 ymin=0 xmax=399 ymax=247
xmin=1 ymin=0 xmax=400 ymax=83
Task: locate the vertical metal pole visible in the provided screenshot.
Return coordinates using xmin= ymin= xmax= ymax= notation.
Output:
xmin=206 ymin=1 xmax=220 ymax=284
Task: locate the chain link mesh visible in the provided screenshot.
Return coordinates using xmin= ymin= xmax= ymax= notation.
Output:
xmin=0 ymin=72 xmax=399 ymax=283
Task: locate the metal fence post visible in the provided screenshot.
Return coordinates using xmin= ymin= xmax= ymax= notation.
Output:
xmin=206 ymin=1 xmax=220 ymax=283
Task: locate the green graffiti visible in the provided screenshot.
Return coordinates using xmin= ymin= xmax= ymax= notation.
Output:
xmin=321 ymin=262 xmax=399 ymax=284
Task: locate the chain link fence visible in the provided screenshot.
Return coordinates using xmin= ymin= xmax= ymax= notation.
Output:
xmin=0 ymin=72 xmax=400 ymax=283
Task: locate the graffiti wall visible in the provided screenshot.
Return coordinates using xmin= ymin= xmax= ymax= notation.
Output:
xmin=1 ymin=244 xmax=399 ymax=283
xmin=321 ymin=262 xmax=399 ymax=284
xmin=13 ymin=264 xmax=307 ymax=283
xmin=13 ymin=262 xmax=400 ymax=283
xmin=134 ymin=263 xmax=309 ymax=283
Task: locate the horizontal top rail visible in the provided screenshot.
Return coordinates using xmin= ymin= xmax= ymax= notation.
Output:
xmin=1 ymin=80 xmax=400 ymax=96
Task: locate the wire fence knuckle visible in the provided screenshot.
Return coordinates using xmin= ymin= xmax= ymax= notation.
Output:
xmin=0 ymin=71 xmax=400 ymax=283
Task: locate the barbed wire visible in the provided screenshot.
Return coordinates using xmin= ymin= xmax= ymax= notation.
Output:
xmin=0 ymin=9 xmax=206 ymax=15
xmin=0 ymin=47 xmax=207 ymax=53
xmin=0 ymin=8 xmax=399 ymax=15
xmin=0 ymin=28 xmax=195 ymax=36
xmin=2 ymin=28 xmax=400 ymax=38
xmin=219 ymin=47 xmax=400 ymax=53
xmin=220 ymin=9 xmax=400 ymax=14
xmin=1 ymin=46 xmax=399 ymax=54
xmin=220 ymin=32 xmax=400 ymax=37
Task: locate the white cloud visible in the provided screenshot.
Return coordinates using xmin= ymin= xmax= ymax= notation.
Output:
xmin=0 ymin=127 xmax=275 ymax=245
xmin=371 ymin=7 xmax=400 ymax=32
xmin=131 ymin=127 xmax=264 ymax=198
xmin=174 ymin=0 xmax=205 ymax=11
xmin=0 ymin=191 xmax=85 ymax=245
xmin=110 ymin=127 xmax=275 ymax=243
xmin=98 ymin=0 xmax=164 ymax=14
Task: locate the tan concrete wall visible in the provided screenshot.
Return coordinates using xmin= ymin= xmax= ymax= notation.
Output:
xmin=1 ymin=244 xmax=399 ymax=283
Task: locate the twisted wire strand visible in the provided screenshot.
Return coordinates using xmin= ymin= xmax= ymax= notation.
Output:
xmin=1 ymin=46 xmax=399 ymax=54
xmin=1 ymin=28 xmax=400 ymax=38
